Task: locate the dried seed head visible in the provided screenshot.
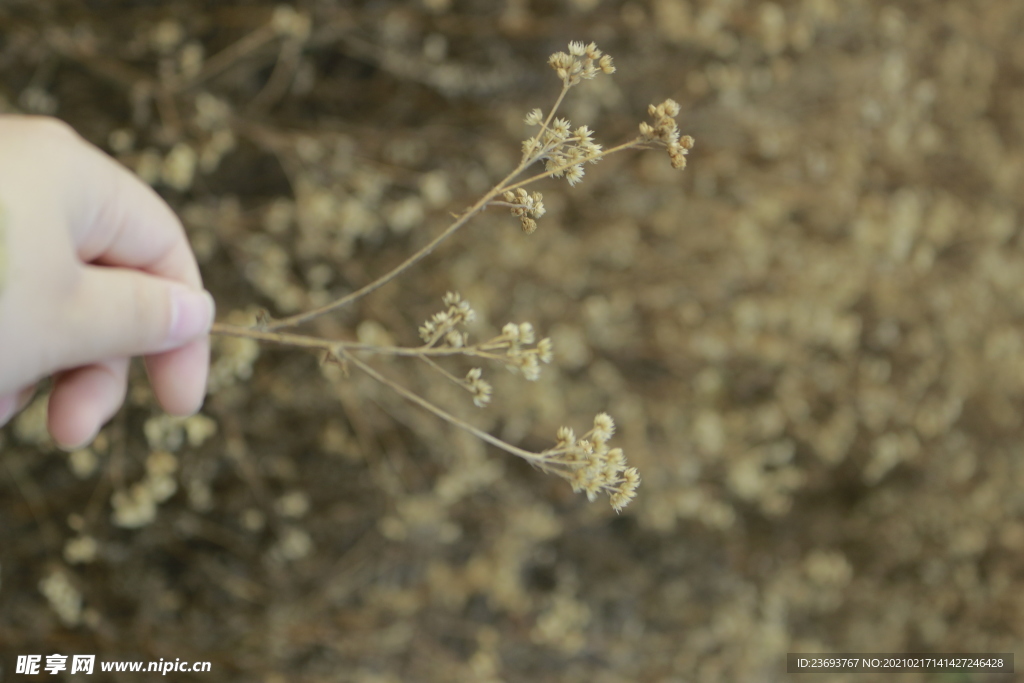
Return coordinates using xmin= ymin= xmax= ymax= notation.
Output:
xmin=537 ymin=338 xmax=554 ymax=364
xmin=540 ymin=414 xmax=639 ymax=511
xmin=610 ymin=468 xmax=640 ymax=513
xmin=472 ymin=380 xmax=493 ymax=407
xmin=420 ymin=293 xmax=476 ymax=345
xmin=639 ymin=99 xmax=695 ymax=170
xmin=551 ymin=118 xmax=571 ymax=139
xmin=593 ymin=413 xmax=616 ymax=442
xmin=464 ymin=368 xmax=492 ymax=408
xmin=548 ymin=42 xmax=615 ymax=86
xmin=520 ymin=355 xmax=541 ymax=381
xmin=445 ymin=330 xmax=465 ymax=347
xmin=565 ymin=164 xmax=585 ymax=186
xmin=502 ymin=322 xmax=521 ymax=343
xmin=502 ymin=189 xmax=547 ymax=233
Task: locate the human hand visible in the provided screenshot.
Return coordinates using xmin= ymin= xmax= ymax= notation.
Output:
xmin=0 ymin=115 xmax=213 ymax=448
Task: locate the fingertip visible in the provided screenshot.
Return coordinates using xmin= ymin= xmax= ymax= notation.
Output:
xmin=48 ymin=361 xmax=128 ymax=450
xmin=145 ymin=337 xmax=210 ymax=417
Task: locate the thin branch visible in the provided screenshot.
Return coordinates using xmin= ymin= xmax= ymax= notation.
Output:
xmin=256 ymin=135 xmax=643 ymax=333
xmin=258 ymin=82 xmax=586 ymax=332
xmin=262 ymin=160 xmax=530 ymax=331
xmin=212 ymin=322 xmax=515 ymax=361
xmin=339 ymin=350 xmax=545 ymax=464
xmin=418 ymin=355 xmax=470 ymax=389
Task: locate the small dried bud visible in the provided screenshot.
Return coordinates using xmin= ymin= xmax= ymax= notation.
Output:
xmin=565 ymin=164 xmax=585 ymax=186
xmin=537 ymin=338 xmax=554 ymax=364
xmin=464 ymin=368 xmax=492 ymax=407
xmin=522 ymin=138 xmax=542 ymax=159
xmin=445 ymin=330 xmax=465 ymax=347
xmin=521 ymin=354 xmax=541 ymax=381
xmin=518 ymin=322 xmax=535 ymax=345
xmin=472 ymin=380 xmax=493 ymax=407
xmin=593 ymin=413 xmax=615 ymax=441
xmin=549 ymin=52 xmax=573 ymax=71
xmin=502 ymin=322 xmax=521 ymax=343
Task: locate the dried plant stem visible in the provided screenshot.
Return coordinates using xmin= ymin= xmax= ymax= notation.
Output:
xmin=260 ymin=141 xmax=641 ymax=333
xmin=257 ymin=80 xmax=644 ymax=332
xmin=337 ymin=351 xmax=545 ymax=464
xmin=418 ymin=355 xmax=470 ymax=387
xmin=212 ymin=322 xmax=533 ymax=362
xmin=261 ymin=174 xmax=513 ymax=330
xmin=534 ymin=85 xmax=571 ymax=143
xmin=210 ymin=321 xmax=550 ymax=465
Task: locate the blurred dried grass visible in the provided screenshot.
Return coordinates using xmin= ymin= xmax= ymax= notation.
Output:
xmin=2 ymin=1 xmax=1024 ymax=681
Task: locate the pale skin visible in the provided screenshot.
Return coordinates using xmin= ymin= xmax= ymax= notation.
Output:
xmin=0 ymin=115 xmax=213 ymax=449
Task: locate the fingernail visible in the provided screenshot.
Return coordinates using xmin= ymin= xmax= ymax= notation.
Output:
xmin=169 ymin=287 xmax=215 ymax=346
xmin=0 ymin=395 xmax=16 ymax=426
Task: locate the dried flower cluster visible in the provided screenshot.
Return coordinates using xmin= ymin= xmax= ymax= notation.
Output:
xmin=490 ymin=322 xmax=553 ymax=381
xmin=547 ymin=41 xmax=615 ymax=86
xmin=523 ymin=119 xmax=604 ymax=186
xmin=639 ymin=99 xmax=695 ymax=169
xmin=501 ymin=187 xmax=546 ymax=234
xmin=537 ymin=414 xmax=640 ymax=513
xmin=419 ymin=291 xmax=477 ymax=348
xmin=462 ymin=368 xmax=493 ymax=408
xmin=413 ymin=293 xmax=553 ymax=406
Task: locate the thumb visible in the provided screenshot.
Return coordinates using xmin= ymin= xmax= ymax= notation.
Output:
xmin=60 ymin=265 xmax=215 ymax=368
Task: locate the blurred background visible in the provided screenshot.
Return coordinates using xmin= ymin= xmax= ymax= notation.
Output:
xmin=2 ymin=0 xmax=1023 ymax=681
